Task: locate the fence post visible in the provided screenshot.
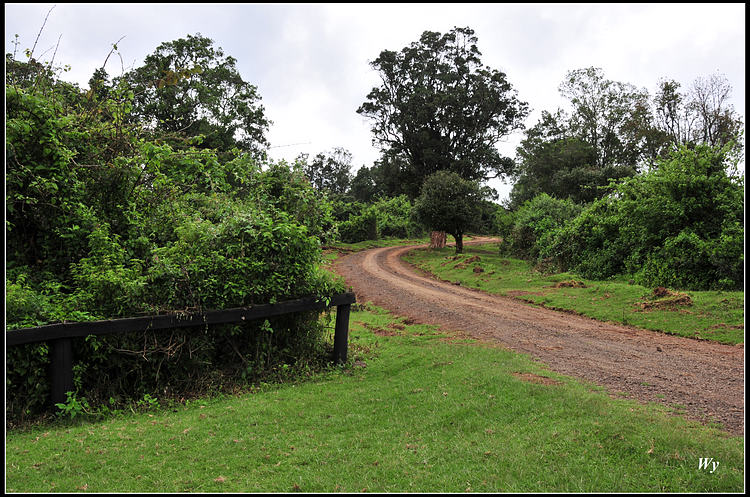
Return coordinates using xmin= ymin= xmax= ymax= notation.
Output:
xmin=50 ymin=337 xmax=74 ymax=407
xmin=333 ymin=304 xmax=350 ymax=364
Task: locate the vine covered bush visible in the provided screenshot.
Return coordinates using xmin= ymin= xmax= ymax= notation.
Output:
xmin=546 ymin=145 xmax=744 ymax=290
xmin=501 ymin=193 xmax=582 ymax=262
xmin=6 ymin=56 xmax=343 ymax=423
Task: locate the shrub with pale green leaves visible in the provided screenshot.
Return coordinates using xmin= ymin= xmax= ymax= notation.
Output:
xmin=6 ymin=60 xmax=344 ymax=423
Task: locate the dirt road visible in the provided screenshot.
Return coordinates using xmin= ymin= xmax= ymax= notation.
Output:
xmin=333 ymin=239 xmax=744 ymax=436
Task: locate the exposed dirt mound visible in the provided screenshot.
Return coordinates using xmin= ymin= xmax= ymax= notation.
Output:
xmin=454 ymin=255 xmax=481 ymax=269
xmin=637 ymin=288 xmax=693 ymax=310
xmin=553 ymin=280 xmax=587 ymax=288
xmin=652 ymin=286 xmax=671 ymax=298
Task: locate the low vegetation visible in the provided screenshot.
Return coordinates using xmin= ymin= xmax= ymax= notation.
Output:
xmin=5 ymin=16 xmax=744 ymax=493
xmin=501 ymin=145 xmax=744 ymax=292
xmin=6 ymin=46 xmax=343 ymax=423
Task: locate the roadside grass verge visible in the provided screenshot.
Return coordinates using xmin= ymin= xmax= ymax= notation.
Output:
xmin=403 ymin=242 xmax=744 ymax=345
xmin=5 ymin=303 xmax=744 ymax=493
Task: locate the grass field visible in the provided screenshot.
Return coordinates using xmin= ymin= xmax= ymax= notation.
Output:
xmin=5 ymin=302 xmax=744 ymax=493
xmin=403 ymin=241 xmax=745 ymax=345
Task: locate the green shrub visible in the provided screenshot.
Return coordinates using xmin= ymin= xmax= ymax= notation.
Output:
xmin=5 ymin=68 xmax=345 ymax=422
xmin=370 ymin=195 xmax=423 ymax=239
xmin=541 ymin=197 xmax=626 ymax=280
xmin=504 ymin=193 xmax=582 ymax=261
xmin=336 ymin=195 xmax=423 ymax=243
xmin=546 ymin=145 xmax=744 ymax=290
xmin=494 ymin=207 xmax=515 ymax=241
xmin=338 ymin=208 xmax=378 ymax=243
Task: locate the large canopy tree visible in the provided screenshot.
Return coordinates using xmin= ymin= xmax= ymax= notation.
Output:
xmin=117 ymin=34 xmax=270 ymax=157
xmin=653 ymin=72 xmax=744 ymax=155
xmin=509 ymin=108 xmax=637 ymax=208
xmin=558 ymin=67 xmax=658 ymax=169
xmin=357 ymin=27 xmax=529 ymax=198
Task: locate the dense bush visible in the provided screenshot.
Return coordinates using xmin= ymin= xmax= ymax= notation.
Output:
xmin=370 ymin=195 xmax=423 ymax=239
xmin=546 ymin=145 xmax=744 ymax=290
xmin=502 ymin=193 xmax=582 ymax=261
xmin=494 ymin=206 xmax=515 ymax=242
xmin=6 ymin=58 xmax=343 ymax=422
xmin=338 ymin=208 xmax=378 ymax=243
xmin=336 ymin=195 xmax=423 ymax=243
xmin=541 ymin=197 xmax=624 ymax=280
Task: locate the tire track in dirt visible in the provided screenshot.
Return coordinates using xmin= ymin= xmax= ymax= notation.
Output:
xmin=333 ymin=239 xmax=744 ymax=436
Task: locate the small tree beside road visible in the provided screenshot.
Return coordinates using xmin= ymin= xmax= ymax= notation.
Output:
xmin=413 ymin=171 xmax=485 ymax=254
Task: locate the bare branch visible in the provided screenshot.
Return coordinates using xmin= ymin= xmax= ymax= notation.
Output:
xmin=29 ymin=5 xmax=56 ymax=60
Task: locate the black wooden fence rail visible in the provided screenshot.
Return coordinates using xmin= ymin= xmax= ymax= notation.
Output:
xmin=7 ymin=292 xmax=356 ymax=407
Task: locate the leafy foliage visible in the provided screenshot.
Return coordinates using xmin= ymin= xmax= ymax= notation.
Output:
xmin=413 ymin=171 xmax=486 ymax=253
xmin=546 ymin=145 xmax=744 ymax=290
xmin=510 ymin=68 xmax=744 ymax=209
xmin=558 ymin=67 xmax=658 ymax=168
xmin=510 ymin=111 xmax=636 ymax=207
xmin=654 ymin=73 xmax=744 ymax=155
xmin=5 ymin=48 xmax=342 ymax=422
xmin=358 ymin=27 xmax=528 ymax=198
xmin=117 ymin=34 xmax=270 ymax=157
xmin=338 ymin=208 xmax=379 ymax=244
xmin=299 ymin=147 xmax=353 ymax=196
xmin=349 ymin=155 xmax=410 ymax=202
xmin=502 ymin=193 xmax=582 ymax=262
xmin=336 ymin=195 xmax=423 ymax=243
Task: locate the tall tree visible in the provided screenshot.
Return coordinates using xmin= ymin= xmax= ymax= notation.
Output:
xmin=509 ymin=109 xmax=636 ymax=208
xmin=654 ymin=73 xmax=743 ymax=154
xmin=298 ymin=147 xmax=353 ymax=196
xmin=118 ymin=34 xmax=270 ymax=156
xmin=510 ymin=67 xmax=685 ymax=207
xmin=349 ymin=154 xmax=409 ymax=202
xmin=357 ymin=27 xmax=529 ymax=198
xmin=559 ymin=67 xmax=658 ymax=168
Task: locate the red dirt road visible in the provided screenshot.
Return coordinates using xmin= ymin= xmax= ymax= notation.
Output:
xmin=333 ymin=239 xmax=745 ymax=436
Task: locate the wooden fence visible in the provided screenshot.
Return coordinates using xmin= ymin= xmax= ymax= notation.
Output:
xmin=7 ymin=292 xmax=356 ymax=406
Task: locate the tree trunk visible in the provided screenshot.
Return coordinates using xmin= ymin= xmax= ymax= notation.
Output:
xmin=429 ymin=230 xmax=446 ymax=249
xmin=454 ymin=232 xmax=463 ymax=254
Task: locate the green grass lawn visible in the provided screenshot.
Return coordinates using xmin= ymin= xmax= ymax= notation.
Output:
xmin=403 ymin=242 xmax=744 ymax=345
xmin=5 ymin=303 xmax=744 ymax=493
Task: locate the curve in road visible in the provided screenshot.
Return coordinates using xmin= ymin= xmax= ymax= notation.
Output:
xmin=333 ymin=240 xmax=744 ymax=436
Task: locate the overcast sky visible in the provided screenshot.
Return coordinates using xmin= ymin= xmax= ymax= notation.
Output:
xmin=5 ymin=3 xmax=746 ymax=200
